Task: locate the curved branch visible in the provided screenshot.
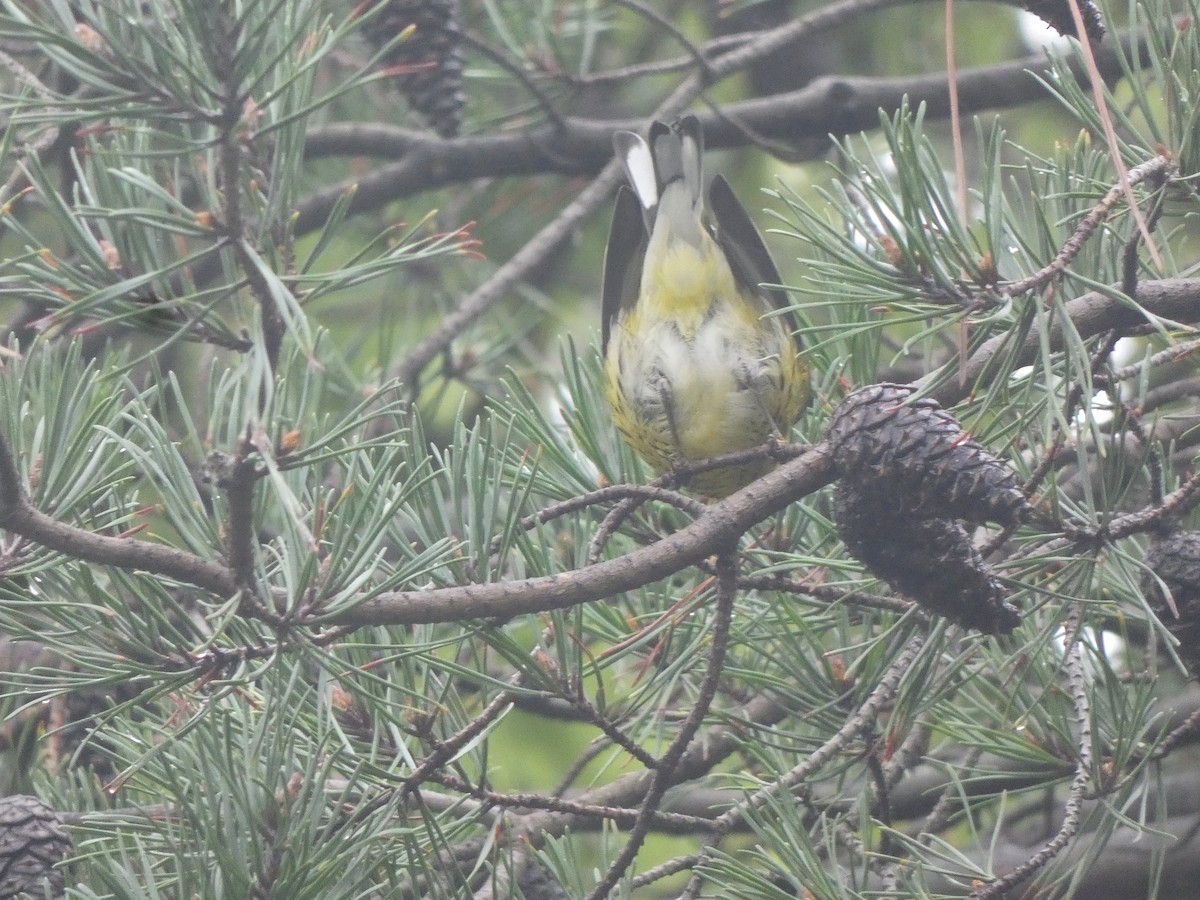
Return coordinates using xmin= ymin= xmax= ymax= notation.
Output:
xmin=516 ymin=692 xmax=791 ymax=841
xmin=5 ymin=279 xmax=1200 ymax=621
xmin=0 ymin=436 xmax=833 ymax=625
xmin=395 ymin=157 xmax=625 ymax=391
xmin=298 ymin=30 xmax=1143 ymax=231
xmin=0 ymin=429 xmax=236 ymax=597
xmin=0 ymin=501 xmax=236 ymax=598
xmin=324 ymin=444 xmax=836 ymax=628
xmin=927 ymin=278 xmax=1200 ymax=406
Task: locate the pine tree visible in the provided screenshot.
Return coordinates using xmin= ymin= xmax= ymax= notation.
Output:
xmin=0 ymin=0 xmax=1198 ymax=897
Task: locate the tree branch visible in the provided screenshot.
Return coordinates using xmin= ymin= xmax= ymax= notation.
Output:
xmin=322 ymin=444 xmax=835 ymax=628
xmin=0 ymin=428 xmax=236 ymax=597
xmin=298 ymin=30 xmax=1144 ymax=230
xmin=584 ymin=550 xmax=739 ymax=899
xmin=927 ymin=278 xmax=1200 ymax=406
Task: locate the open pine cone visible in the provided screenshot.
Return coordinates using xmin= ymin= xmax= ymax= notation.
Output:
xmin=826 ymin=384 xmax=1028 ymax=634
xmin=1143 ymin=530 xmax=1200 ymax=675
xmin=0 ymin=795 xmax=71 ymax=898
xmin=361 ymin=0 xmax=466 ymax=138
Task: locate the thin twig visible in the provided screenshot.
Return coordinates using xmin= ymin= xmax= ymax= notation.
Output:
xmin=1107 ymin=468 xmax=1200 ymax=540
xmin=514 ymin=483 xmax=707 ymax=539
xmin=1065 ymin=0 xmax=1163 ymax=271
xmin=918 ymin=743 xmax=985 ymax=840
xmin=969 ymin=604 xmax=1092 ymax=898
xmin=691 ymin=560 xmax=921 ymax=617
xmin=580 ymin=437 xmax=807 ymax=563
xmin=432 ymin=771 xmax=717 ymax=834
xmin=587 ymin=495 xmax=649 ymax=565
xmin=864 ymin=725 xmax=895 ymax=858
xmin=508 ymin=692 xmax=789 ymax=848
xmin=1122 ymin=402 xmax=1165 ymax=509
xmin=884 ymin=714 xmax=933 ymax=789
xmin=614 ymin=0 xmax=716 ymax=82
xmin=569 ymin=697 xmax=661 ymax=771
xmin=585 ymin=443 xmax=807 ymax=563
xmin=631 ymin=852 xmax=702 ymax=889
xmin=0 ymin=427 xmax=237 ymax=596
xmin=583 ymin=548 xmax=739 ymax=900
xmin=678 ymin=628 xmax=928 ymax=896
xmin=1153 ymin=705 xmax=1200 ymax=760
xmin=400 ymin=690 xmax=515 ymax=799
xmin=1001 ymin=155 xmax=1173 ymax=298
xmin=1110 ymin=336 xmax=1200 ymax=384
xmin=551 ymin=737 xmax=613 ymax=797
xmin=461 ymin=31 xmax=567 ymax=131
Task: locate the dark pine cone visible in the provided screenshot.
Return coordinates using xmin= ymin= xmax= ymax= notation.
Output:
xmin=0 ymin=636 xmax=142 ymax=778
xmin=361 ymin=0 xmax=466 ymax=138
xmin=1143 ymin=531 xmax=1200 ymax=675
xmin=0 ymin=795 xmax=72 ymax=898
xmin=826 ymin=383 xmax=1031 ymax=527
xmin=826 ymin=384 xmax=1028 ymax=634
xmin=834 ymin=483 xmax=1020 ymax=634
xmin=517 ymin=858 xmax=569 ymax=900
xmin=1020 ymin=0 xmax=1104 ymax=42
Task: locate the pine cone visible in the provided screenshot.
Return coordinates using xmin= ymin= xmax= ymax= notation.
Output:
xmin=0 ymin=795 xmax=71 ymax=898
xmin=361 ymin=0 xmax=466 ymax=138
xmin=0 ymin=636 xmax=141 ymax=777
xmin=826 ymin=384 xmax=1027 ymax=634
xmin=1143 ymin=531 xmax=1200 ymax=674
xmin=834 ymin=483 xmax=1020 ymax=634
xmin=826 ymin=384 xmax=1030 ymax=527
xmin=517 ymin=858 xmax=569 ymax=900
xmin=1020 ymin=0 xmax=1104 ymax=42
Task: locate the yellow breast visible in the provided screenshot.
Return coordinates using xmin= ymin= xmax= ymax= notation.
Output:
xmin=604 ymin=238 xmax=807 ymax=497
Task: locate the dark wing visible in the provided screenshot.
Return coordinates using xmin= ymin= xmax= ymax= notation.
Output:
xmin=708 ymin=173 xmax=801 ymax=342
xmin=602 ymin=185 xmax=648 ymax=352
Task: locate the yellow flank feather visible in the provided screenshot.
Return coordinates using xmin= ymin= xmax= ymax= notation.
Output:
xmin=603 ymin=117 xmax=810 ymax=498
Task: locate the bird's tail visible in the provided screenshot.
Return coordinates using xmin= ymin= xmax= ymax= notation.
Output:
xmin=648 ymin=117 xmax=705 ymax=247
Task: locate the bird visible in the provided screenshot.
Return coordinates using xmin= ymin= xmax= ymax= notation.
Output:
xmin=601 ymin=116 xmax=810 ymax=498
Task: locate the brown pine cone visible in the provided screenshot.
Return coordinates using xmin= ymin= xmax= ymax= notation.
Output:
xmin=826 ymin=384 xmax=1027 ymax=634
xmin=826 ymin=383 xmax=1030 ymax=527
xmin=0 ymin=795 xmax=71 ymax=898
xmin=834 ymin=483 xmax=1020 ymax=634
xmin=1020 ymin=0 xmax=1104 ymax=41
xmin=517 ymin=858 xmax=569 ymax=900
xmin=0 ymin=636 xmax=140 ymax=777
xmin=1143 ymin=531 xmax=1200 ymax=675
xmin=361 ymin=0 xmax=466 ymax=138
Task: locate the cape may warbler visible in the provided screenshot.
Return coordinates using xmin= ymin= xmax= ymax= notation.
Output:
xmin=601 ymin=116 xmax=810 ymax=497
